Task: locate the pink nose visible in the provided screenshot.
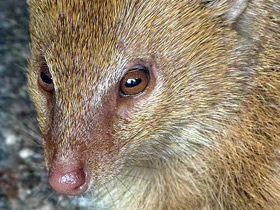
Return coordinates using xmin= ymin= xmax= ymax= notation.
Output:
xmin=49 ymin=167 xmax=89 ymax=195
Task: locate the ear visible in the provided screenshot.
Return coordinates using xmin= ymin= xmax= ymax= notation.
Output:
xmin=224 ymin=0 xmax=249 ymax=21
xmin=200 ymin=0 xmax=249 ymax=22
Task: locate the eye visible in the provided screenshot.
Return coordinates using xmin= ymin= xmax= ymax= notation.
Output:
xmin=120 ymin=66 xmax=150 ymax=96
xmin=38 ymin=59 xmax=54 ymax=92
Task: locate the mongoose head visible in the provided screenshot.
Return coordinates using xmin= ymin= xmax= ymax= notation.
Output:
xmin=27 ymin=0 xmax=251 ymax=195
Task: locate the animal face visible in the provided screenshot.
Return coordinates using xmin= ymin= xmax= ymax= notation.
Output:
xmin=28 ymin=0 xmax=252 ymax=195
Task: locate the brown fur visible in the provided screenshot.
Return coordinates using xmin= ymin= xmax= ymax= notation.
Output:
xmin=27 ymin=0 xmax=280 ymax=209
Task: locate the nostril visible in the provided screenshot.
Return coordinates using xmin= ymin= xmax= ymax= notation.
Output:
xmin=49 ymin=168 xmax=89 ymax=195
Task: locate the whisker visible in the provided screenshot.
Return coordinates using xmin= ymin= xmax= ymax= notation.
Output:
xmin=116 ymin=175 xmax=136 ymax=202
xmin=55 ymin=195 xmax=64 ymax=208
xmin=22 ymin=170 xmax=48 ymax=178
xmin=119 ymin=174 xmax=148 ymax=182
xmin=26 ymin=182 xmax=48 ymax=199
xmin=104 ymin=182 xmax=117 ymax=209
xmin=0 ymin=115 xmax=42 ymax=146
xmin=45 ymin=191 xmax=55 ymax=203
xmin=122 ymin=164 xmax=158 ymax=171
xmin=1 ymin=16 xmax=29 ymax=30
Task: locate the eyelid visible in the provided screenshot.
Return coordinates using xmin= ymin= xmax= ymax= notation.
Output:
xmin=119 ymin=64 xmax=147 ymax=85
xmin=131 ymin=64 xmax=148 ymax=71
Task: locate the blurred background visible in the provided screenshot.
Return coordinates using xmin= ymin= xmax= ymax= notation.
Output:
xmin=0 ymin=0 xmax=88 ymax=209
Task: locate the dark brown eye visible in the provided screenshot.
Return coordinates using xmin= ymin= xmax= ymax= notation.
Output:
xmin=38 ymin=60 xmax=54 ymax=92
xmin=120 ymin=66 xmax=150 ymax=96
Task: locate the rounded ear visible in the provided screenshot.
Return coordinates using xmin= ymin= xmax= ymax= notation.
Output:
xmin=224 ymin=0 xmax=248 ymax=21
xmin=200 ymin=0 xmax=249 ymax=22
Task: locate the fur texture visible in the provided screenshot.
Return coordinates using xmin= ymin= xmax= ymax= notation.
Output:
xmin=27 ymin=0 xmax=280 ymax=209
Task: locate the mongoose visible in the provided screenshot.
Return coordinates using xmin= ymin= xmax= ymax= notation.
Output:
xmin=27 ymin=0 xmax=280 ymax=209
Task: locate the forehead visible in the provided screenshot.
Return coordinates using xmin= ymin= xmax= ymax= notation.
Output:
xmin=30 ymin=0 xmax=129 ymax=65
xmin=29 ymin=0 xmax=208 ymax=54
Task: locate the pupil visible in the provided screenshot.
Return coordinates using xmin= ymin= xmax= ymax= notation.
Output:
xmin=125 ymin=78 xmax=142 ymax=88
xmin=40 ymin=72 xmax=53 ymax=84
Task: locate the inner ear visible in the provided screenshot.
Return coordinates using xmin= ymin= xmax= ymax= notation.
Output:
xmin=201 ymin=0 xmax=249 ymax=22
xmin=225 ymin=0 xmax=248 ymax=21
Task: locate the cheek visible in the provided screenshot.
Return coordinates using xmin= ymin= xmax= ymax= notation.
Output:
xmin=114 ymin=91 xmax=163 ymax=143
xmin=28 ymin=70 xmax=54 ymax=135
xmin=114 ymin=72 xmax=166 ymax=141
xmin=116 ymin=98 xmax=136 ymax=117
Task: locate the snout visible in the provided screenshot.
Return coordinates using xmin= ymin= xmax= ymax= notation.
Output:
xmin=48 ymin=163 xmax=90 ymax=196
